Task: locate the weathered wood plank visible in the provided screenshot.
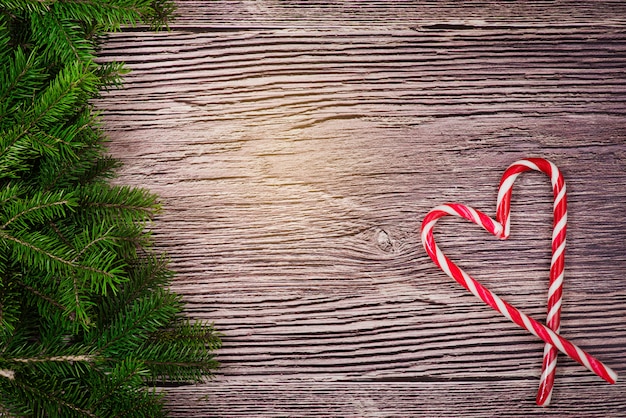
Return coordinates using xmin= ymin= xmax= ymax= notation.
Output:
xmin=97 ymin=27 xmax=626 ymax=131
xmin=169 ymin=0 xmax=626 ymax=28
xmin=96 ymin=1 xmax=626 ymax=415
xmin=165 ymin=380 xmax=626 ymax=417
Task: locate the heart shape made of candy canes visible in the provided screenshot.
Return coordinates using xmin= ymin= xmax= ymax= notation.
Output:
xmin=420 ymin=158 xmax=617 ymax=406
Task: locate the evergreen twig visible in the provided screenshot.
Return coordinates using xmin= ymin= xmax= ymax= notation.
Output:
xmin=0 ymin=1 xmax=221 ymax=416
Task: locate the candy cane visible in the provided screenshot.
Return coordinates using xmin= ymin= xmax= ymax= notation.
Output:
xmin=420 ymin=160 xmax=617 ymax=397
xmin=496 ymin=158 xmax=566 ymax=406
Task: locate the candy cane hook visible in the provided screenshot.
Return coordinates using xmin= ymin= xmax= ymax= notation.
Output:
xmin=496 ymin=158 xmax=567 ymax=406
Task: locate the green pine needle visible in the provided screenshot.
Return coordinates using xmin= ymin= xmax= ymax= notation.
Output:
xmin=0 ymin=1 xmax=219 ymax=416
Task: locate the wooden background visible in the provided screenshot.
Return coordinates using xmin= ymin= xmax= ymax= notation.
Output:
xmin=96 ymin=1 xmax=626 ymax=416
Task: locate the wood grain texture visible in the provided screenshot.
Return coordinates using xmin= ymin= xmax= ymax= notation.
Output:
xmin=96 ymin=1 xmax=626 ymax=416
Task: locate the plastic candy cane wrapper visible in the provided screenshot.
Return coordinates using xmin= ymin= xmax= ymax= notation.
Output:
xmin=420 ymin=158 xmax=617 ymax=406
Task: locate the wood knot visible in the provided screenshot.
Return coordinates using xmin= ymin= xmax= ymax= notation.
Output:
xmin=375 ymin=228 xmax=394 ymax=253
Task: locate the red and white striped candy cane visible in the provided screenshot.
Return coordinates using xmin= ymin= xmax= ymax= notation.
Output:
xmin=496 ymin=158 xmax=567 ymax=406
xmin=420 ymin=159 xmax=617 ymax=397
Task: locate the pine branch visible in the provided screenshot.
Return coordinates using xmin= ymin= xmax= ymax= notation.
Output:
xmin=0 ymin=190 xmax=77 ymax=229
xmin=94 ymin=254 xmax=172 ymax=325
xmin=0 ymin=1 xmax=218 ymax=415
xmin=108 ymin=388 xmax=166 ymax=418
xmin=0 ymin=48 xmax=46 ymax=127
xmin=139 ymin=332 xmax=221 ymax=384
xmin=0 ymin=229 xmax=75 ymax=272
xmin=86 ymin=359 xmax=168 ymax=418
xmin=89 ymin=358 xmax=147 ymax=410
xmin=17 ymin=279 xmax=66 ymax=314
xmin=0 ymin=271 xmax=21 ymax=338
xmin=30 ymin=7 xmax=94 ymax=64
xmin=0 ymin=1 xmax=52 ymax=14
xmin=93 ymin=288 xmax=181 ymax=356
xmin=0 ymin=61 xmax=98 ymax=177
xmin=10 ymin=355 xmax=94 ymax=364
xmin=141 ymin=0 xmax=177 ymax=30
xmin=96 ymin=61 xmax=130 ymax=91
xmin=53 ymin=0 xmax=152 ymax=32
xmin=61 ymin=272 xmax=94 ymax=325
xmin=36 ymin=115 xmax=121 ymax=191
xmin=0 ymin=228 xmax=124 ymax=285
xmin=0 ymin=184 xmax=22 ymax=206
xmin=4 ymin=374 xmax=98 ymax=418
xmin=0 ymin=19 xmax=10 ymax=60
xmin=78 ymin=183 xmax=160 ymax=226
xmin=23 ymin=61 xmax=98 ymax=127
xmin=140 ymin=318 xmax=221 ymax=383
